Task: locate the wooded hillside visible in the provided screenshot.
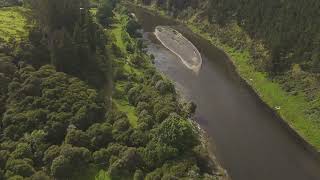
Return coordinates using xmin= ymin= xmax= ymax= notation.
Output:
xmin=0 ymin=0 xmax=223 ymax=179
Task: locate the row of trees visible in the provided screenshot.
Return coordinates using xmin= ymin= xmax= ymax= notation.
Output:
xmin=207 ymin=0 xmax=320 ymax=74
xmin=23 ymin=0 xmax=110 ymax=88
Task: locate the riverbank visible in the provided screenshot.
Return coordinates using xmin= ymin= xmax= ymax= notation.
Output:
xmin=109 ymin=9 xmax=229 ymax=179
xmin=125 ymin=2 xmax=320 ymax=153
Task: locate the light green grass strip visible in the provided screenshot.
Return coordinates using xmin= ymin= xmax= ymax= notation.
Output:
xmin=0 ymin=7 xmax=29 ymax=41
xmin=111 ymin=13 xmax=127 ymax=53
xmin=114 ymin=98 xmax=138 ymax=128
xmin=114 ymin=81 xmax=138 ymax=128
xmin=95 ymin=170 xmax=111 ymax=180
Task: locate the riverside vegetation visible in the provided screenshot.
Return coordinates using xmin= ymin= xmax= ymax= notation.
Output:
xmin=0 ymin=0 xmax=223 ymax=179
xmin=130 ymin=0 xmax=320 ymax=150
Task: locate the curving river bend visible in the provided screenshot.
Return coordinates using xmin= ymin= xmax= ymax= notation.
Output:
xmin=130 ymin=6 xmax=320 ymax=180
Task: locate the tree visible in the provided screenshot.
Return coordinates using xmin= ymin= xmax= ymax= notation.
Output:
xmin=5 ymin=159 xmax=35 ymax=178
xmin=154 ymin=114 xmax=199 ymax=151
xmin=27 ymin=171 xmax=51 ymax=180
xmin=24 ymin=130 xmax=49 ymax=164
xmin=65 ymin=129 xmax=91 ymax=148
xmin=125 ymin=19 xmax=141 ymax=37
xmin=142 ymin=141 xmax=178 ymax=169
xmin=133 ymin=169 xmax=144 ymax=180
xmin=43 ymin=145 xmax=61 ymax=167
xmin=0 ymin=150 xmax=10 ymax=169
xmin=97 ymin=0 xmax=114 ymax=26
xmin=50 ymin=156 xmax=73 ymax=179
xmin=109 ymin=148 xmax=142 ymax=178
xmin=87 ymin=123 xmax=113 ymax=149
xmin=155 ymin=80 xmax=175 ymax=95
xmin=93 ymin=148 xmax=110 ymax=166
xmin=51 ymin=145 xmax=92 ymax=179
xmin=11 ymin=143 xmax=33 ymax=160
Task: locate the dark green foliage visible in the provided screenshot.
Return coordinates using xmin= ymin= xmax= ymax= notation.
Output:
xmin=209 ymin=0 xmax=319 ymax=73
xmin=27 ymin=171 xmax=51 ymax=180
xmin=93 ymin=143 xmax=128 ymax=167
xmin=155 ymin=79 xmax=175 ymax=95
xmin=0 ymin=0 xmax=22 ymax=7
xmin=51 ymin=145 xmax=92 ymax=179
xmin=97 ymin=0 xmax=115 ymax=26
xmin=145 ymin=159 xmax=205 ymax=180
xmin=154 ymin=113 xmax=199 ymax=151
xmin=133 ymin=169 xmax=144 ymax=180
xmin=25 ymin=0 xmax=110 ymax=88
xmin=87 ymin=123 xmax=113 ymax=149
xmin=5 ymin=159 xmax=36 ymax=178
xmin=65 ymin=129 xmax=91 ymax=148
xmin=125 ymin=19 xmax=141 ymax=37
xmin=108 ymin=148 xmax=142 ymax=178
xmin=11 ymin=143 xmax=33 ymax=160
xmin=0 ymin=150 xmax=10 ymax=169
xmin=0 ymin=2 xmax=218 ymax=179
xmin=0 ymin=64 xmax=107 ymax=179
xmin=142 ymin=141 xmax=178 ymax=169
xmin=43 ymin=145 xmax=61 ymax=167
xmin=2 ymin=65 xmax=104 ymax=140
xmin=129 ymin=54 xmax=145 ymax=67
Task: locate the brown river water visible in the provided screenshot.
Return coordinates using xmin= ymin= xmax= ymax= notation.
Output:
xmin=129 ymin=6 xmax=320 ymax=180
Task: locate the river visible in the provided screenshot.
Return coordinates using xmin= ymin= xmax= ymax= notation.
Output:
xmin=130 ymin=6 xmax=320 ymax=180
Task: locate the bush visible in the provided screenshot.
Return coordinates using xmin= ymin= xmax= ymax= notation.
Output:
xmin=154 ymin=114 xmax=199 ymax=151
xmin=87 ymin=123 xmax=113 ymax=149
xmin=155 ymin=80 xmax=175 ymax=95
xmin=5 ymin=159 xmax=35 ymax=178
xmin=65 ymin=129 xmax=91 ymax=148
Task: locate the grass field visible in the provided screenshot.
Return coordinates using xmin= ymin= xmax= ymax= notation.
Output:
xmin=0 ymin=6 xmax=29 ymax=41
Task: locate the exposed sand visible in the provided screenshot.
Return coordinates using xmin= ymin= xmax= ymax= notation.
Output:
xmin=154 ymin=26 xmax=202 ymax=73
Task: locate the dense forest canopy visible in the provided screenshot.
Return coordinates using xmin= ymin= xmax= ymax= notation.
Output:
xmin=24 ymin=0 xmax=109 ymax=88
xmin=0 ymin=0 xmax=222 ymax=179
xmin=207 ymin=0 xmax=320 ymax=74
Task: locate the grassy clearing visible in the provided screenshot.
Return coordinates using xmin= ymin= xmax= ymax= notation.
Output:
xmin=112 ymin=13 xmax=127 ymax=53
xmin=95 ymin=170 xmax=111 ymax=180
xmin=110 ymin=13 xmax=142 ymax=128
xmin=114 ymin=97 xmax=138 ymax=128
xmin=0 ymin=6 xmax=29 ymax=41
xmin=90 ymin=8 xmax=98 ymax=17
xmin=114 ymin=81 xmax=138 ymax=128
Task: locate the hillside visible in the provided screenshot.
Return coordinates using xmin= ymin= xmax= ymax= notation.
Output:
xmin=0 ymin=0 xmax=225 ymax=179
